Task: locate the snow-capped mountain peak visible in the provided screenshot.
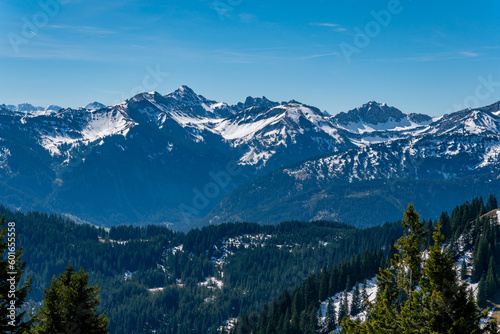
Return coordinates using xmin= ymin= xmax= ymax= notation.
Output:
xmin=85 ymin=102 xmax=106 ymax=111
xmin=165 ymin=86 xmax=233 ymax=118
xmin=233 ymin=96 xmax=279 ymax=112
xmin=426 ymin=108 xmax=500 ymax=136
xmin=331 ymin=101 xmax=433 ymax=135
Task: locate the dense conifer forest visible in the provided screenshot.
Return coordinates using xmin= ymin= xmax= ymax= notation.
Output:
xmin=229 ymin=195 xmax=500 ymax=334
xmin=0 ymin=194 xmax=498 ymax=333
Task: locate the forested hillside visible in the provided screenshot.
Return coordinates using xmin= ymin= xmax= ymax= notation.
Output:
xmin=229 ymin=195 xmax=500 ymax=334
xmin=2 ymin=195 xmax=497 ymax=333
xmin=2 ymin=206 xmax=402 ymax=333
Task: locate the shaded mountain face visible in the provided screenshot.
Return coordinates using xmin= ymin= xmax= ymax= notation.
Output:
xmin=206 ymin=102 xmax=500 ymax=227
xmin=85 ymin=102 xmax=106 ymax=110
xmin=2 ymin=87 xmax=500 ymax=230
xmin=0 ymin=87 xmax=352 ymax=229
xmin=333 ymin=101 xmax=407 ymax=125
xmin=331 ymin=101 xmax=433 ymax=138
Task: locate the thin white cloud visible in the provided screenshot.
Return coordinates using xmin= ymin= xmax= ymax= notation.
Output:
xmin=460 ymin=51 xmax=479 ymax=58
xmin=310 ymin=22 xmax=348 ymax=33
xmin=301 ymin=52 xmax=339 ymax=60
xmin=378 ymin=51 xmax=483 ymax=63
xmin=310 ymin=22 xmax=340 ymax=28
xmin=211 ymin=3 xmax=232 ymax=18
xmin=49 ymin=24 xmax=116 ymax=35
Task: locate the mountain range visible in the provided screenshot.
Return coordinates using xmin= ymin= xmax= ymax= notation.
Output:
xmin=1 ymin=87 xmax=499 ymax=230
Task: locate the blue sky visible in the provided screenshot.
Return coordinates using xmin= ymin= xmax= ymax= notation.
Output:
xmin=1 ymin=0 xmax=499 ymax=116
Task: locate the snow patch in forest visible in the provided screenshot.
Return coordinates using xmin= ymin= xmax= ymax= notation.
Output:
xmin=317 ymin=278 xmax=378 ymax=332
xmin=198 ymin=277 xmax=224 ymax=290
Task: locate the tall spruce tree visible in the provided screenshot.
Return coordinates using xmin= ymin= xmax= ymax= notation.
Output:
xmin=485 ymin=257 xmax=497 ymax=298
xmin=361 ymin=279 xmax=369 ymax=311
xmin=325 ymin=297 xmax=336 ymax=332
xmin=486 ymin=195 xmax=498 ymax=212
xmin=30 ymin=265 xmax=109 ymax=334
xmin=341 ymin=204 xmax=498 ymax=334
xmin=478 ymin=276 xmax=487 ymax=308
xmin=0 ymin=215 xmax=32 ymax=333
xmin=337 ymin=291 xmax=348 ymax=324
xmin=461 ymin=259 xmax=468 ymax=280
xmin=350 ymin=283 xmax=362 ymax=316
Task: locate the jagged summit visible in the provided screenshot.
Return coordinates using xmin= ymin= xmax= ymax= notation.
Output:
xmin=330 ymin=101 xmax=434 ymax=135
xmin=333 ymin=101 xmax=405 ymax=125
xmin=233 ymin=96 xmax=280 ymax=112
xmin=1 ymin=88 xmax=500 ymax=229
xmin=85 ymin=102 xmax=106 ymax=110
xmin=166 ymin=85 xmax=202 ymax=102
xmin=426 ymin=107 xmax=500 ymax=136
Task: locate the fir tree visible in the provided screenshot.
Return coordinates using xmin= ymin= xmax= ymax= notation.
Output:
xmin=440 ymin=211 xmax=452 ymax=240
xmin=486 ymin=194 xmax=498 ymax=212
xmin=418 ymin=222 xmax=482 ymax=334
xmin=325 ymin=297 xmax=336 ymax=331
xmin=361 ymin=279 xmax=369 ymax=311
xmin=337 ymin=291 xmax=348 ymax=323
xmin=350 ymin=283 xmax=361 ymax=316
xmin=461 ymin=259 xmax=468 ymax=281
xmin=0 ymin=215 xmax=32 ymax=333
xmin=485 ymin=257 xmax=497 ymax=298
xmin=477 ymin=276 xmax=487 ymax=308
xmin=30 ymin=265 xmax=109 ymax=334
xmin=386 ymin=237 xmax=397 ymax=266
xmin=319 ymin=267 xmax=329 ymax=302
xmin=341 ymin=205 xmax=498 ymax=334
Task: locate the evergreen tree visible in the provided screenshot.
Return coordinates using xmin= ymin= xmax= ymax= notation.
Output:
xmin=486 ymin=194 xmax=498 ymax=212
xmin=425 ymin=219 xmax=434 ymax=248
xmin=361 ymin=279 xmax=369 ymax=311
xmin=477 ymin=276 xmax=487 ymax=308
xmin=485 ymin=257 xmax=497 ymax=298
xmin=319 ymin=267 xmax=329 ymax=302
xmin=325 ymin=297 xmax=336 ymax=331
xmin=350 ymin=283 xmax=361 ymax=316
xmin=337 ymin=291 xmax=348 ymax=323
xmin=0 ymin=215 xmax=32 ymax=333
xmin=386 ymin=237 xmax=397 ymax=265
xmin=440 ymin=211 xmax=452 ymax=240
xmin=30 ymin=265 xmax=109 ymax=334
xmin=307 ymin=306 xmax=318 ymax=334
xmin=461 ymin=259 xmax=468 ymax=281
xmin=473 ymin=230 xmax=490 ymax=282
xmin=418 ymin=223 xmax=482 ymax=334
xmin=341 ymin=205 xmax=497 ymax=334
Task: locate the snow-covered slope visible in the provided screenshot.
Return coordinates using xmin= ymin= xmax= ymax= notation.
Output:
xmin=215 ymin=102 xmax=349 ymax=167
xmin=28 ymin=107 xmax=136 ymax=156
xmin=1 ymin=88 xmax=500 ymax=229
xmin=423 ymin=108 xmax=500 ymax=136
xmin=284 ymin=134 xmax=500 ymax=183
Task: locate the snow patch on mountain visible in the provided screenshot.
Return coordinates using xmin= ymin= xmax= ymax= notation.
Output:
xmin=336 ymin=118 xmax=428 ymax=134
xmin=40 ymin=109 xmax=136 ymax=156
xmin=0 ymin=147 xmax=11 ymax=170
xmin=239 ymin=148 xmax=276 ymax=166
xmin=82 ymin=110 xmax=135 ymax=141
xmin=477 ymin=145 xmax=500 ymax=169
xmin=284 ymin=135 xmax=500 ymax=183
